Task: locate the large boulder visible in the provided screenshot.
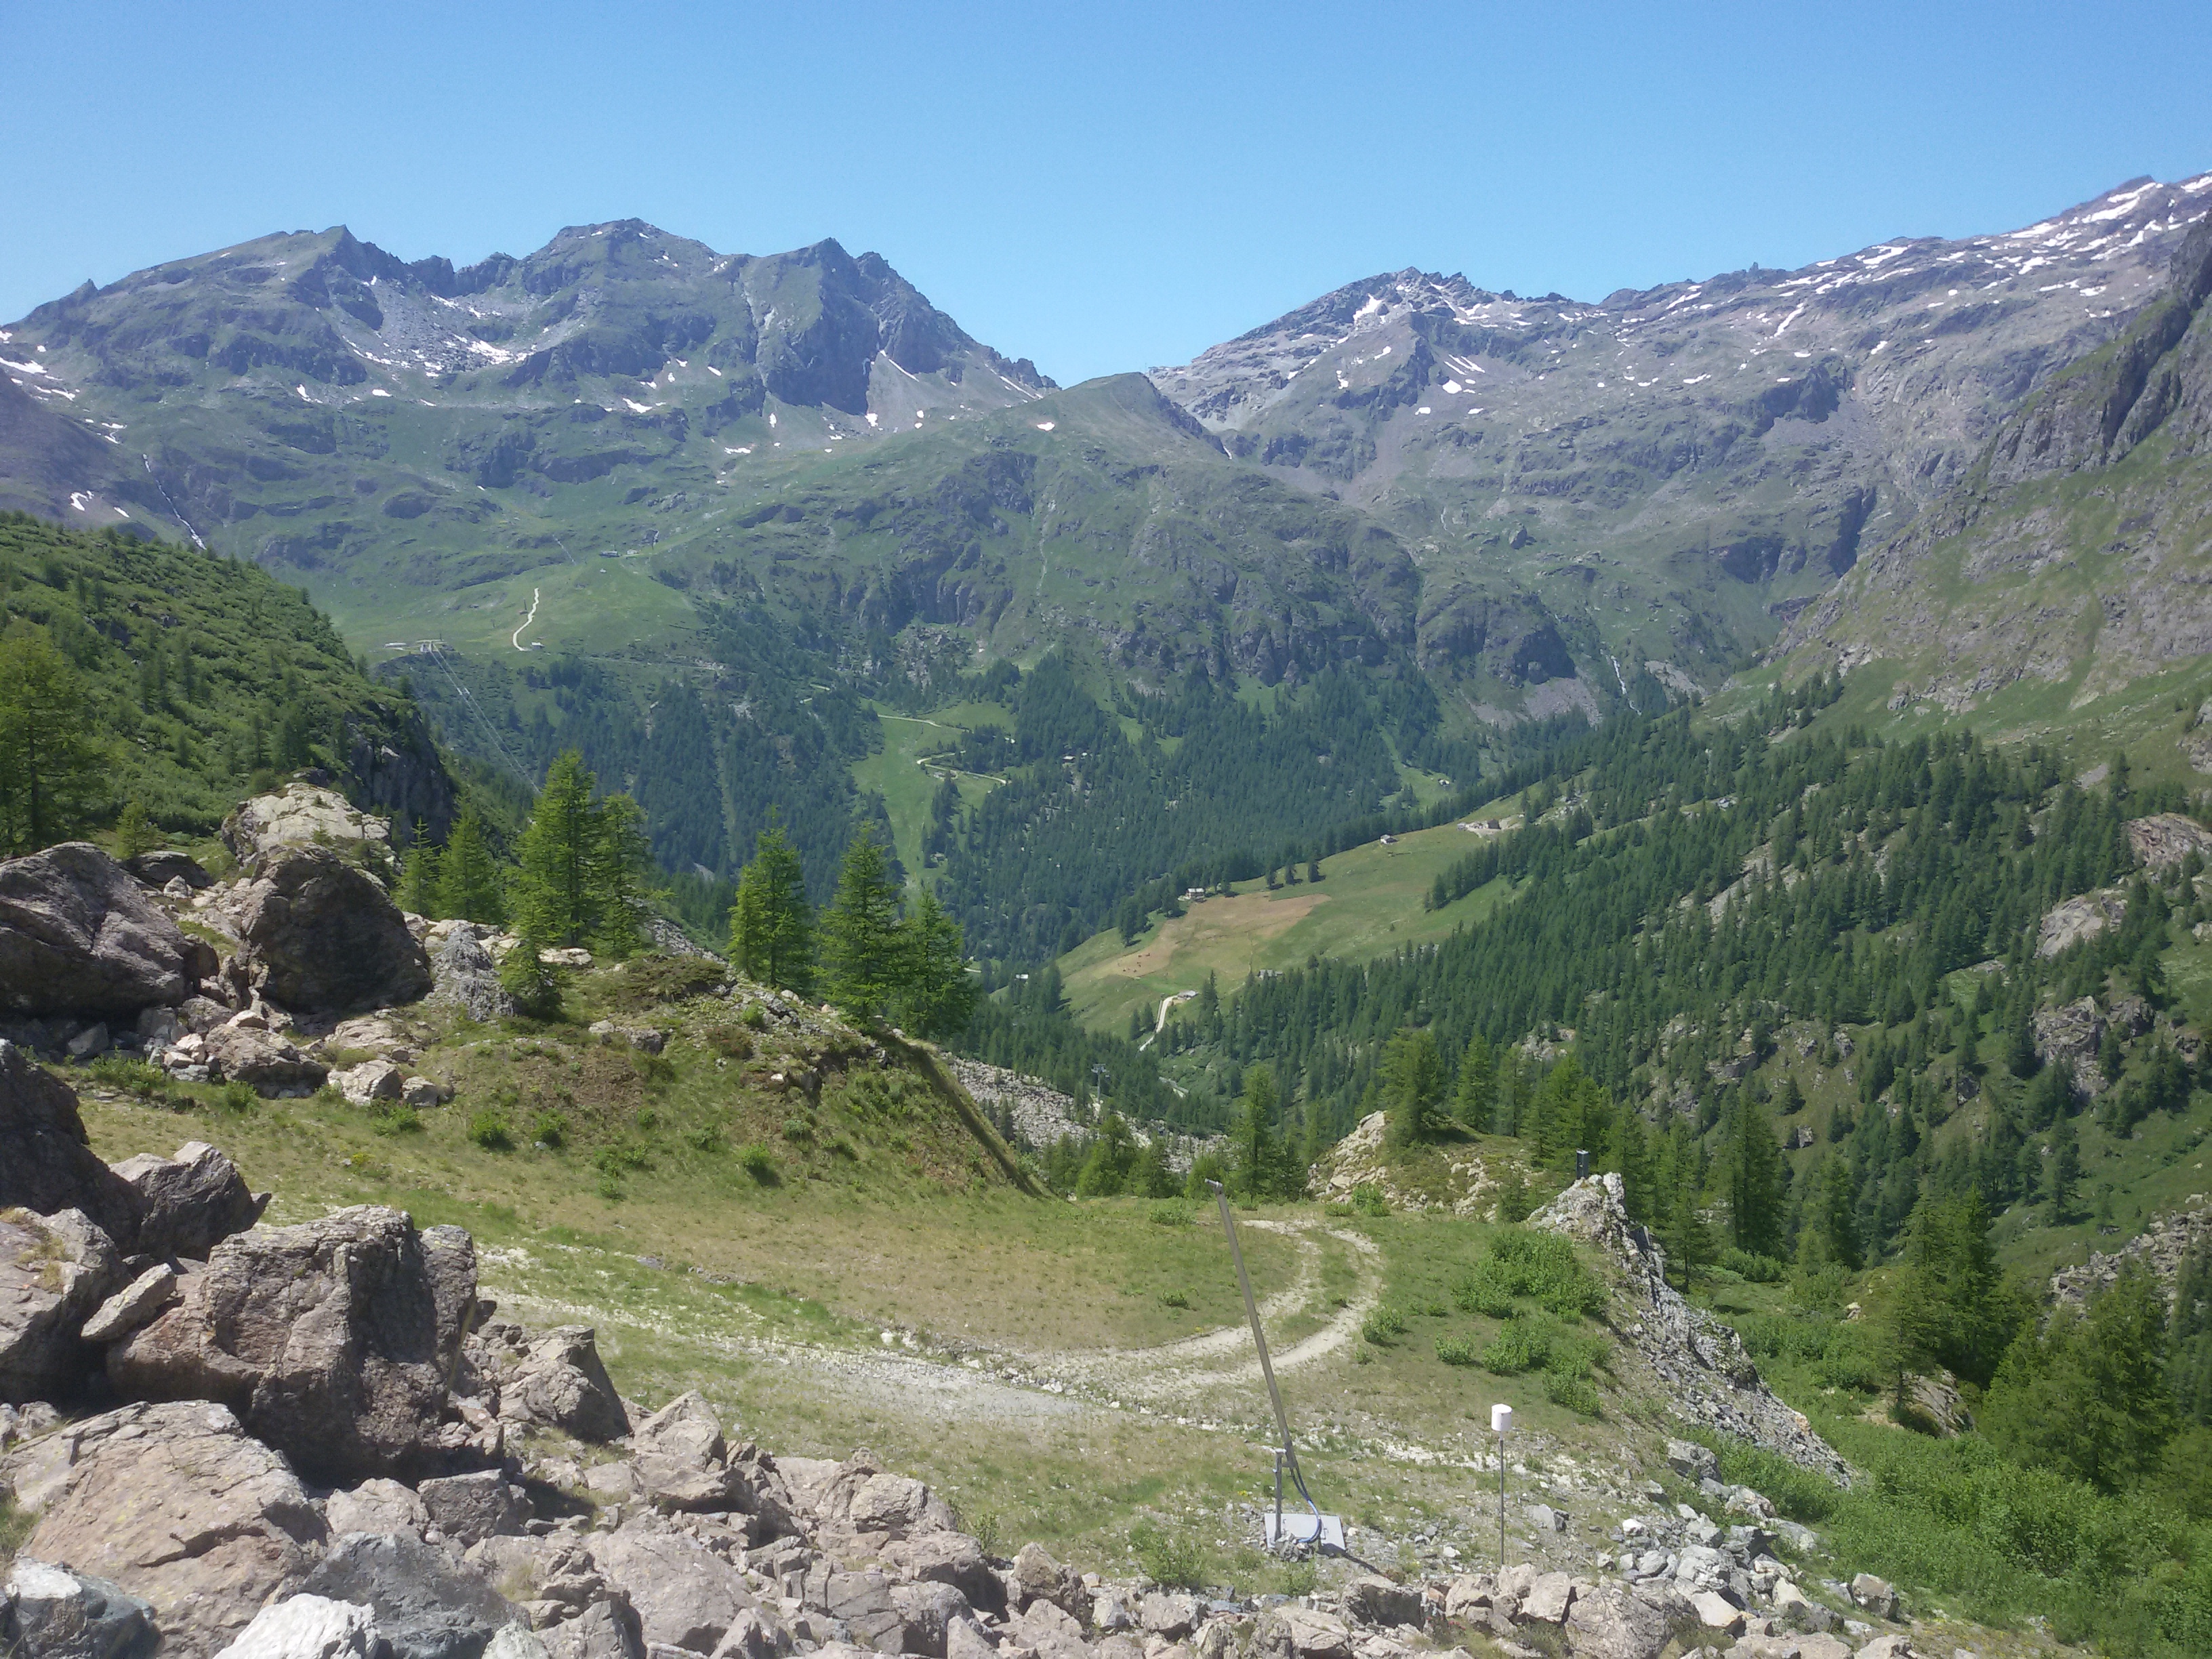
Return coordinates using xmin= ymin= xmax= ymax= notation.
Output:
xmin=493 ymin=1326 xmax=628 ymax=1441
xmin=2 ymin=1557 xmax=159 ymax=1659
xmin=0 ymin=1041 xmax=140 ymax=1245
xmin=109 ymin=1141 xmax=264 ymax=1260
xmin=202 ymin=1022 xmax=330 ymax=1097
xmin=300 ymin=1532 xmax=518 ymax=1659
xmin=228 ymin=846 xmax=431 ymax=1015
xmin=0 ymin=842 xmax=220 ymax=1017
xmin=1252 ymin=1606 xmax=1352 ymax=1659
xmin=124 ymin=849 xmax=213 ymax=891
xmin=1561 ymin=1584 xmax=1673 ymax=1659
xmin=428 ymin=925 xmax=516 ymax=1023
xmin=585 ymin=1513 xmax=753 ymax=1653
xmin=24 ymin=1400 xmax=326 ymax=1658
xmin=812 ymin=1448 xmax=956 ymax=1547
xmin=0 ymin=1207 xmax=119 ymax=1401
xmin=106 ymin=1205 xmax=482 ymax=1483
xmin=223 ymin=785 xmax=392 ymax=864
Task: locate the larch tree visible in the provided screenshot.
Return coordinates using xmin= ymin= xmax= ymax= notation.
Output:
xmin=729 ymin=821 xmax=815 ymax=994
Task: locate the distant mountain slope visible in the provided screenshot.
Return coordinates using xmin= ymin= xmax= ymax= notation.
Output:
xmin=0 ymin=221 xmax=1050 ymax=617
xmin=1152 ymin=174 xmax=2212 ymax=707
xmin=1777 ymin=215 xmax=2212 ymax=721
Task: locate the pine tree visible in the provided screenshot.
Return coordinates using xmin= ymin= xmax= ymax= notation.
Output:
xmin=1454 ymin=1033 xmax=1496 ymax=1128
xmin=514 ymin=752 xmax=602 ymax=947
xmin=1720 ymin=1097 xmax=1787 ymax=1257
xmin=821 ymin=827 xmax=905 ymax=1020
xmin=0 ymin=630 xmax=105 ymax=853
xmin=1381 ymin=1026 xmax=1448 ymax=1148
xmin=1984 ymin=1262 xmax=2175 ymax=1492
xmin=114 ymin=800 xmax=157 ymax=860
xmin=1231 ymin=1063 xmax=1286 ymax=1200
xmin=588 ymin=793 xmax=651 ymax=958
xmin=895 ymin=889 xmax=975 ymax=1040
xmin=730 ymin=822 xmax=814 ymax=993
xmin=498 ymin=927 xmax=561 ymax=1020
xmin=398 ymin=821 xmax=443 ymax=916
xmin=1607 ymin=1106 xmax=1654 ymax=1225
xmin=437 ymin=808 xmax=506 ymax=925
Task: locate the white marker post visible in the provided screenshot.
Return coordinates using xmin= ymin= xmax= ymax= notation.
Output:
xmin=1491 ymin=1402 xmax=1513 ymax=1570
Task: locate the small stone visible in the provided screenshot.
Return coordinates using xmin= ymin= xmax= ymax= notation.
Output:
xmin=79 ymin=1264 xmax=178 ymax=1345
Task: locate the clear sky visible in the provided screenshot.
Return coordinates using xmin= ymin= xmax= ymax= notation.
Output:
xmin=4 ymin=1 xmax=2205 ymax=385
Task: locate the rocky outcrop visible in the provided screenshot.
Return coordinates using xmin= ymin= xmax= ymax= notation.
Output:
xmin=428 ymin=925 xmax=518 ymax=1023
xmin=2052 ymin=1193 xmax=2212 ymax=1309
xmin=0 ymin=1207 xmax=119 ymax=1401
xmin=0 ymin=1041 xmax=140 ymax=1244
xmin=2032 ymin=996 xmax=2106 ymax=1092
xmin=300 ymin=1532 xmax=518 ymax=1659
xmin=23 ymin=1400 xmax=327 ymax=1658
xmin=226 ymin=846 xmax=431 ymax=1015
xmin=201 ymin=1019 xmax=332 ymax=1096
xmin=109 ymin=1141 xmax=265 ymax=1260
xmin=210 ymin=1594 xmax=382 ymax=1659
xmin=1533 ymin=1174 xmax=1853 ymax=1484
xmin=124 ymin=849 xmax=213 ymax=891
xmin=473 ymin=1323 xmax=628 ymax=1441
xmin=0 ymin=842 xmax=219 ymax=1016
xmin=106 ymin=1205 xmax=485 ymax=1483
xmin=586 ymin=1514 xmax=754 ymax=1652
xmin=2036 ymin=888 xmax=2126 ymax=958
xmin=2125 ymin=811 xmax=2212 ymax=872
xmin=223 ymin=783 xmax=394 ymax=865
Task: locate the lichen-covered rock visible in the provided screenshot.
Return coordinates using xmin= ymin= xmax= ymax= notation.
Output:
xmin=0 ymin=1207 xmax=119 ymax=1401
xmin=419 ymin=1470 xmax=531 ymax=1547
xmin=426 ymin=925 xmax=519 ymax=1024
xmin=106 ymin=1204 xmax=481 ymax=1483
xmin=24 ymin=1400 xmax=327 ymax=1659
xmin=334 ymin=1059 xmax=406 ymax=1105
xmin=222 ymin=785 xmax=392 ymax=864
xmin=1561 ymin=1584 xmax=1671 ymax=1659
xmin=586 ymin=1514 xmax=753 ymax=1654
xmin=300 ymin=1532 xmax=517 ymax=1659
xmin=0 ymin=842 xmax=220 ymax=1017
xmin=1253 ymin=1605 xmax=1352 ymax=1659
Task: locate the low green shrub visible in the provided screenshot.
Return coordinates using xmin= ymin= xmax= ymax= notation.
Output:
xmin=782 ymin=1115 xmax=814 ymax=1142
xmin=1128 ymin=1520 xmax=1208 ymax=1589
xmin=1148 ymin=1198 xmax=1195 ymax=1227
xmin=532 ymin=1111 xmax=568 ymax=1149
xmin=218 ymin=1080 xmax=256 ymax=1113
xmin=371 ymin=1105 xmax=422 ymax=1136
xmin=1721 ymin=1248 xmax=1789 ymax=1283
xmin=1436 ymin=1334 xmax=1480 ymax=1366
xmin=737 ymin=1143 xmax=777 ymax=1182
xmin=468 ymin=1111 xmax=515 ymax=1151
xmin=1481 ymin=1313 xmax=1553 ymax=1374
xmin=87 ymin=1054 xmax=167 ymax=1098
xmin=1349 ymin=1183 xmax=1390 ymax=1216
xmin=1362 ymin=1306 xmax=1408 ymax=1345
xmin=1162 ymin=1289 xmax=1191 ymax=1309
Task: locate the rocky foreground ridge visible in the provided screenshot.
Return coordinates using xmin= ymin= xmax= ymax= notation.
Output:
xmin=0 ymin=1062 xmax=1925 ymax=1659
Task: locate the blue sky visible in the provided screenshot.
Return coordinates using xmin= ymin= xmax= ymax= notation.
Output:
xmin=5 ymin=1 xmax=2205 ymax=384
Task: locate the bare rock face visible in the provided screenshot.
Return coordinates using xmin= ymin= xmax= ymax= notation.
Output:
xmin=812 ymin=1448 xmax=957 ymax=1552
xmin=1533 ymin=1174 xmax=1853 ymax=1486
xmin=419 ymin=1470 xmax=531 ymax=1548
xmin=0 ymin=1207 xmax=119 ymax=1402
xmin=327 ymin=1475 xmax=432 ymax=1538
xmin=2053 ymin=1193 xmax=2212 ymax=1308
xmin=0 ymin=842 xmax=220 ymax=1017
xmin=0 ymin=1042 xmax=140 ymax=1247
xmin=228 ymin=845 xmax=431 ymax=1015
xmin=492 ymin=1325 xmax=628 ymax=1441
xmin=124 ymin=848 xmax=213 ymax=891
xmin=24 ymin=1399 xmax=327 ymax=1659
xmin=2033 ymin=997 xmax=2106 ymax=1092
xmin=109 ymin=1140 xmax=265 ymax=1260
xmin=2125 ymin=811 xmax=2212 ymax=871
xmin=106 ymin=1204 xmax=482 ymax=1483
xmin=2036 ymin=888 xmax=2127 ymax=958
xmin=210 ymin=1594 xmax=383 ymax=1659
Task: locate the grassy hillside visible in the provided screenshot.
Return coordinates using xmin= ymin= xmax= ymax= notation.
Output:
xmin=1059 ymin=812 xmax=1523 ymax=1036
xmin=0 ymin=512 xmax=453 ymax=838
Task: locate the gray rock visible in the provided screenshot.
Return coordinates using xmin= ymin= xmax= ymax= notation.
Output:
xmin=107 ymin=1204 xmax=482 ymax=1483
xmin=327 ymin=1477 xmax=432 ymax=1538
xmin=125 ymin=851 xmax=213 ymax=891
xmin=228 ymin=846 xmax=431 ymax=1015
xmin=335 ymin=1059 xmax=407 ymax=1105
xmin=108 ymin=1141 xmax=264 ymax=1260
xmin=1340 ymin=1577 xmax=1422 ymax=1629
xmin=1252 ymin=1605 xmax=1351 ymax=1659
xmin=203 ymin=1021 xmax=330 ymax=1095
xmin=302 ymin=1533 xmax=516 ymax=1659
xmin=1006 ymin=1543 xmax=1087 ymax=1622
xmin=812 ymin=1448 xmax=956 ymax=1544
xmin=24 ymin=1400 xmax=327 ymax=1658
xmin=882 ymin=1530 xmax=1000 ymax=1613
xmin=586 ymin=1515 xmax=753 ymax=1654
xmin=630 ymin=1389 xmax=724 ymax=1467
xmin=1517 ymin=1574 xmax=1574 ymax=1624
xmin=0 ymin=1042 xmax=140 ymax=1246
xmin=890 ymin=1581 xmax=970 ymax=1657
xmin=1561 ymin=1583 xmax=1670 ymax=1659
xmin=212 ymin=1595 xmax=382 ymax=1659
xmin=497 ymin=1327 xmax=628 ymax=1442
xmin=1846 ymin=1575 xmax=1898 ymax=1620
xmin=943 ymin=1618 xmax=998 ymax=1659
xmin=64 ymin=1023 xmax=109 ymax=1059
xmin=1664 ymin=1439 xmax=1719 ymax=1483
xmin=543 ymin=1599 xmax=644 ymax=1659
xmin=428 ymin=927 xmax=516 ymax=1024
xmin=419 ymin=1471 xmax=531 ymax=1547
xmin=1138 ymin=1592 xmax=1200 ymax=1639
xmin=0 ymin=842 xmax=220 ymax=1017
xmin=79 ymin=1263 xmax=178 ymax=1345
xmin=0 ymin=1207 xmax=119 ymax=1401
xmin=2 ymin=1557 xmax=159 ymax=1659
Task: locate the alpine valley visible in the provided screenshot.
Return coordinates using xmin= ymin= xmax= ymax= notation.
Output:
xmin=10 ymin=167 xmax=2212 ymax=1659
